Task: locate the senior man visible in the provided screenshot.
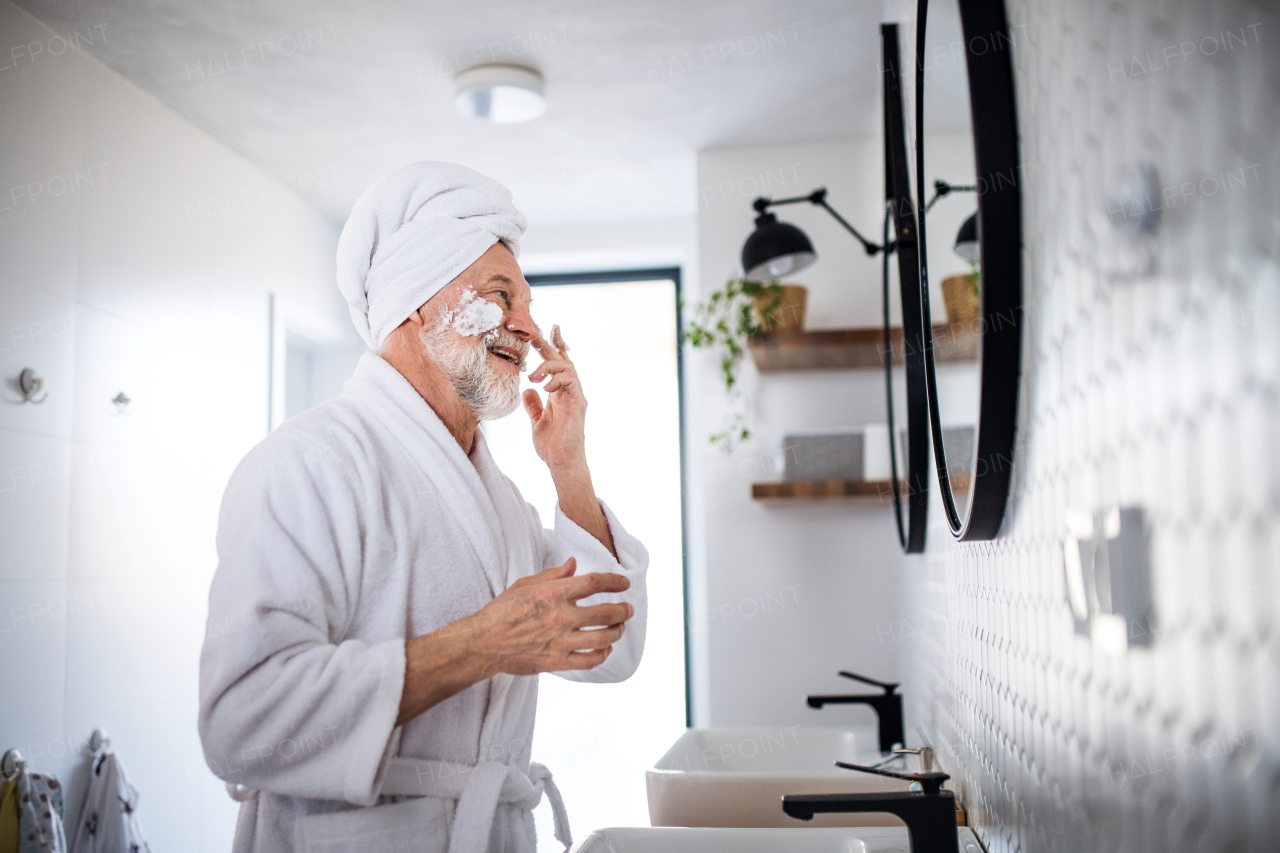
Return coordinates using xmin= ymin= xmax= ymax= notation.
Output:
xmin=198 ymin=162 xmax=647 ymax=853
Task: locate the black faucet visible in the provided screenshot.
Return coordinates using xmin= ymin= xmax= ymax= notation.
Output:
xmin=782 ymin=760 xmax=958 ymax=853
xmin=806 ymin=671 xmax=904 ymax=754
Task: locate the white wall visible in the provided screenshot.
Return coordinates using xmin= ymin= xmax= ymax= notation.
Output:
xmin=697 ymin=141 xmax=887 ymax=329
xmin=691 ymin=141 xmax=913 ymax=731
xmin=517 ymin=215 xmax=696 ymax=277
xmin=0 ymin=2 xmax=344 ymax=848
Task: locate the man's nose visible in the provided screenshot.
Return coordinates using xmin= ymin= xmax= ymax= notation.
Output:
xmin=505 ymin=303 xmax=537 ymax=342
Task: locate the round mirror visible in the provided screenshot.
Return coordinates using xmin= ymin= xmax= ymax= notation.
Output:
xmin=914 ymin=0 xmax=1023 ymax=540
xmin=881 ymin=22 xmax=929 ymax=554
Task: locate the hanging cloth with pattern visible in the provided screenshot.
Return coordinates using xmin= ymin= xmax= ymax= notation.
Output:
xmin=15 ymin=769 xmax=67 ymax=853
xmin=70 ymin=751 xmax=149 ymax=853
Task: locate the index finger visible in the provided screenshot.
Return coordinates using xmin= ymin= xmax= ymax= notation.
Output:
xmin=530 ymin=333 xmax=560 ymax=360
xmin=531 ymin=324 xmax=569 ymax=361
xmin=556 ymin=571 xmax=631 ymax=601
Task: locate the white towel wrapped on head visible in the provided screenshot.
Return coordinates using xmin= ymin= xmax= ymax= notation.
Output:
xmin=336 ymin=161 xmax=527 ymax=349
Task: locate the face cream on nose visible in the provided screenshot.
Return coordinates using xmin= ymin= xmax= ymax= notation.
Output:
xmin=447 ymin=288 xmax=503 ymax=337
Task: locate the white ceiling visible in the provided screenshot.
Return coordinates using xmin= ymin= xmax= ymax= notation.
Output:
xmin=17 ymin=0 xmax=900 ymax=226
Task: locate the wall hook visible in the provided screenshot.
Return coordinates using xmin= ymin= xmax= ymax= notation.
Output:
xmin=111 ymin=391 xmax=131 ymax=411
xmin=18 ymin=368 xmax=47 ymax=404
xmin=1063 ymin=506 xmax=1154 ymax=652
xmin=1107 ymin=164 xmax=1162 ymax=236
xmin=1 ymin=748 xmax=25 ymax=781
xmin=89 ymin=727 xmax=111 ymax=754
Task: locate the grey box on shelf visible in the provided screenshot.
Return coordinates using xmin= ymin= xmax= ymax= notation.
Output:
xmin=782 ymin=430 xmax=863 ymax=482
xmin=896 ymin=426 xmax=973 ymax=473
xmin=941 ymin=426 xmax=975 ymax=476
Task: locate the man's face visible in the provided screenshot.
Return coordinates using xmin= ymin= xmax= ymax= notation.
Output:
xmin=417 ymin=243 xmax=537 ymax=421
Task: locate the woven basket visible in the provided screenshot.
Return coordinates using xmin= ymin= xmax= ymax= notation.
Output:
xmin=752 ymin=284 xmax=807 ymax=332
xmin=940 ymin=274 xmax=980 ymax=323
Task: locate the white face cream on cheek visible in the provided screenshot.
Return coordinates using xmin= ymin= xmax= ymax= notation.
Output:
xmin=445 ymin=288 xmax=504 ymax=337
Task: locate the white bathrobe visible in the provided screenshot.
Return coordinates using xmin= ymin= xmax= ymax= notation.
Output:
xmin=198 ymin=352 xmax=648 ymax=853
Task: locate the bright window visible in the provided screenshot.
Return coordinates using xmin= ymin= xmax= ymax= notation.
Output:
xmin=482 ymin=274 xmax=687 ymax=839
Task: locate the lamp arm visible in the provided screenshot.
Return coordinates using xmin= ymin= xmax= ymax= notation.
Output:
xmin=922 ymin=179 xmax=978 ymax=214
xmin=813 ymin=197 xmax=883 ymax=256
xmin=754 ymin=189 xmax=886 ymax=256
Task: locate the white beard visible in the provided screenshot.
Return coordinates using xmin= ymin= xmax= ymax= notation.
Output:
xmin=420 ymin=316 xmax=524 ymax=422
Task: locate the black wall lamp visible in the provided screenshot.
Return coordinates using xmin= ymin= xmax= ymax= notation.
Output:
xmin=741 ymin=182 xmax=977 ymax=283
xmin=953 ymin=213 xmax=979 ymax=261
xmin=922 ymin=179 xmax=980 ymax=261
xmin=740 ymin=188 xmax=890 ymax=282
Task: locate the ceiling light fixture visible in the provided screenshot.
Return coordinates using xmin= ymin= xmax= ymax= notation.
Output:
xmin=454 ymin=64 xmax=546 ymax=124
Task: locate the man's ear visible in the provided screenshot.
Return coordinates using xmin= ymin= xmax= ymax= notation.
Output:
xmin=407 ymin=303 xmax=429 ymax=329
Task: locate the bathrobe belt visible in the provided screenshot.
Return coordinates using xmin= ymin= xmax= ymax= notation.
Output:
xmin=224 ymin=759 xmax=570 ymax=853
xmin=381 ymin=757 xmax=572 ymax=853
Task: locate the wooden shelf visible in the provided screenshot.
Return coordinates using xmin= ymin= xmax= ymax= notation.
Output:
xmin=752 ymin=475 xmax=971 ymax=502
xmin=751 ymin=480 xmax=901 ymax=501
xmin=747 ymin=323 xmax=979 ymax=372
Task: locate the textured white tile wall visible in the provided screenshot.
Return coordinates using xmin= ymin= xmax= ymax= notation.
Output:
xmin=903 ymin=1 xmax=1280 ymax=852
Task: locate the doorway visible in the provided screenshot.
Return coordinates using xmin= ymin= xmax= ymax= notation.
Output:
xmin=482 ymin=269 xmax=687 ymax=838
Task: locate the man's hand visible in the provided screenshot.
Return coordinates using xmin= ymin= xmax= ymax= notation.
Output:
xmin=474 ymin=557 xmax=633 ymax=676
xmin=523 ymin=325 xmax=617 ymax=557
xmin=395 ymin=558 xmax=633 ymax=726
xmin=524 ymin=325 xmax=586 ymax=472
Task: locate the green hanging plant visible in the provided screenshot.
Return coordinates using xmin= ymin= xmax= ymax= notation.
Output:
xmin=682 ymin=279 xmax=784 ymax=451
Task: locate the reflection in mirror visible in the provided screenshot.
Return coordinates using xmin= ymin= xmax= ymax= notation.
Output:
xmin=914 ymin=0 xmax=1024 ymax=540
xmin=920 ymin=0 xmax=981 ymax=522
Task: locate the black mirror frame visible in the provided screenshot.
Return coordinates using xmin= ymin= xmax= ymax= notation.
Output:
xmin=881 ymin=23 xmax=929 ymax=554
xmin=914 ymin=0 xmax=1023 ymax=540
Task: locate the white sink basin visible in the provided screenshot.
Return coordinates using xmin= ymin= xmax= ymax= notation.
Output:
xmin=647 ymin=727 xmax=924 ymax=828
xmin=573 ymin=826 xmax=985 ymax=853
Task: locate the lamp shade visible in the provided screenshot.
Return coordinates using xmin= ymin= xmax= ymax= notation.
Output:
xmin=741 ymin=212 xmax=817 ymax=282
xmin=953 ymin=212 xmax=980 ymax=262
xmin=455 ymin=64 xmax=547 ymax=124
